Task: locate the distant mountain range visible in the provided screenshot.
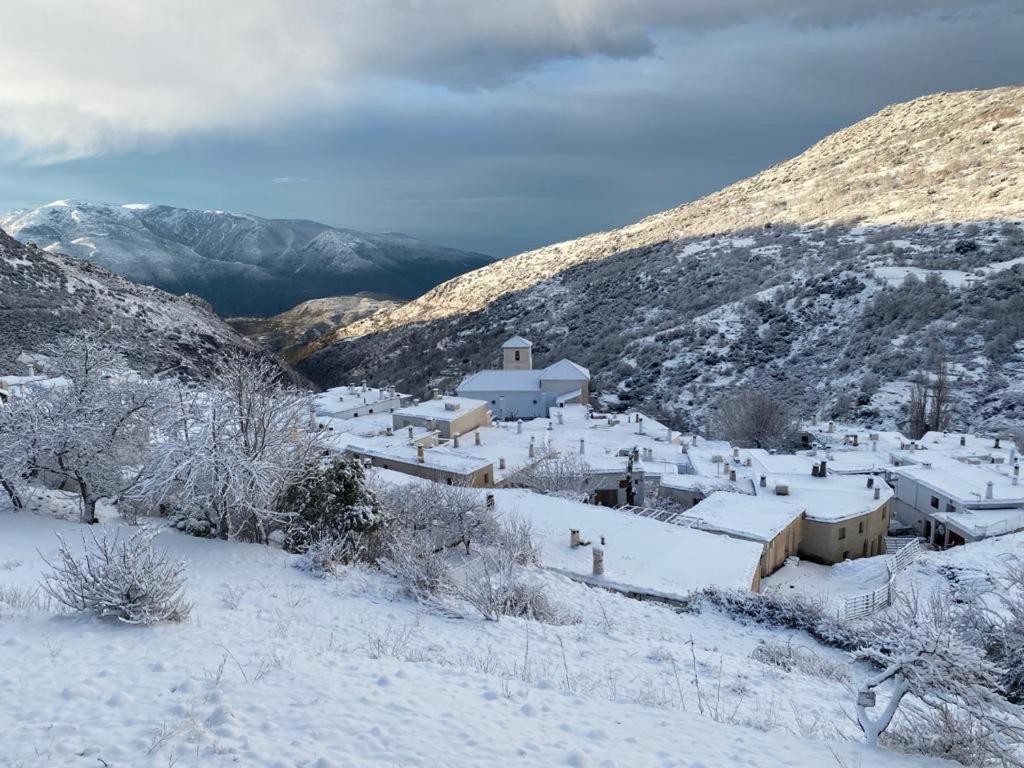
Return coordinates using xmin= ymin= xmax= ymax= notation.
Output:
xmin=0 ymin=228 xmax=278 ymax=379
xmin=299 ymin=86 xmax=1024 ymax=433
xmin=0 ymin=201 xmax=491 ymax=316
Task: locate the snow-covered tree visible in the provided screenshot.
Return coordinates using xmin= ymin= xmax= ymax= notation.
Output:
xmin=708 ymin=388 xmax=799 ymax=451
xmin=278 ymin=457 xmax=383 ymax=559
xmin=137 ymin=352 xmax=316 ymax=542
xmin=9 ymin=336 xmax=162 ymax=523
xmin=854 ymin=589 xmax=1024 ymax=755
xmin=377 ymin=480 xmax=497 ymax=555
xmin=0 ymin=395 xmax=32 ymax=509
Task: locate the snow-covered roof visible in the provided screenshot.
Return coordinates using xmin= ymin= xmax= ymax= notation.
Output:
xmin=352 ymin=444 xmax=493 ymax=474
xmin=894 ymin=460 xmax=1024 ymax=507
xmin=315 ymin=384 xmax=408 ymax=416
xmin=393 ymin=396 xmax=489 ymax=422
xmin=457 ymin=370 xmax=542 ymax=392
xmin=491 ymin=488 xmax=763 ymax=598
xmin=501 ymin=336 xmax=532 ymax=349
xmin=540 ymin=359 xmax=590 ymax=381
xmin=688 ymin=491 xmax=804 ymax=543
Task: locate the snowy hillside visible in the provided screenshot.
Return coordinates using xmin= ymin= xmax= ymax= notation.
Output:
xmin=0 ymin=201 xmax=491 ymax=316
xmin=0 ymin=228 xmax=277 ymax=378
xmin=302 ymin=87 xmax=1024 ymax=432
xmin=228 ymin=294 xmax=403 ymax=363
xmin=0 ymin=496 xmax=955 ymax=768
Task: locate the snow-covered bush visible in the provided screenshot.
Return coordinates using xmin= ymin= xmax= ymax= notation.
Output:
xmin=380 ymin=531 xmax=453 ymax=599
xmin=750 ymin=639 xmax=850 ymax=683
xmin=881 ymin=705 xmax=1013 ymax=767
xmin=278 ymin=458 xmax=384 ymax=563
xmin=688 ymin=587 xmax=864 ymax=651
xmin=40 ymin=526 xmax=191 ymax=624
xmin=376 ymin=481 xmax=499 ymax=554
xmin=453 ymin=547 xmax=554 ymax=623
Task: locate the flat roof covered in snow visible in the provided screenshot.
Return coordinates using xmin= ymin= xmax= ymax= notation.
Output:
xmin=394 ymin=396 xmax=490 ymax=421
xmin=687 ymin=491 xmax=805 ymax=542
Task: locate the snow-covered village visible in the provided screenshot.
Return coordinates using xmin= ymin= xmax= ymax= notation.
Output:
xmin=4 ymin=4 xmax=1024 ymax=768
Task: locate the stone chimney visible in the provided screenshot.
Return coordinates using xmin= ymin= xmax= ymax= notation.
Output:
xmin=819 ymin=460 xmax=827 ymax=476
xmin=475 ymin=431 xmax=482 ymax=446
xmin=812 ymin=464 xmax=820 ymax=478
xmin=729 ymin=469 xmax=737 ymax=482
xmin=417 ymin=445 xmax=425 ymax=464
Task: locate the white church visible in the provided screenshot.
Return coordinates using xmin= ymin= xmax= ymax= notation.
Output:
xmin=455 ymin=336 xmax=590 ymax=420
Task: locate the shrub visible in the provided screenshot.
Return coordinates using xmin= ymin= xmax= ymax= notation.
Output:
xmin=40 ymin=527 xmax=191 ymax=624
xmin=279 ymin=458 xmax=384 ymax=562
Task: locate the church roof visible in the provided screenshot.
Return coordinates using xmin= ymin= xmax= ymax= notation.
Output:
xmin=501 ymin=335 xmax=533 ymax=349
xmin=540 ymin=359 xmax=590 ymax=381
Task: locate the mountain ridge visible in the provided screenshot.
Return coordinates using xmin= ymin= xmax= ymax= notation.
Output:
xmin=0 ymin=200 xmax=491 ymax=317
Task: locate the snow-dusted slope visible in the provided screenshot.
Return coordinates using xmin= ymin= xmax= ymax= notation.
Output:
xmin=322 ymin=86 xmax=1024 ymax=343
xmin=0 ymin=201 xmax=491 ymax=316
xmin=228 ymin=294 xmax=403 ymax=363
xmin=0 ymin=228 xmax=274 ymax=378
xmin=302 ymin=87 xmax=1024 ymax=432
xmin=0 ymin=500 xmax=953 ymax=768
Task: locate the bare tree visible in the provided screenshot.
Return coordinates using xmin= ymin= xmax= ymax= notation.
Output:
xmin=708 ymin=388 xmax=799 ymax=451
xmin=905 ymin=370 xmax=930 ymax=440
xmin=927 ymin=351 xmax=954 ymax=434
xmin=136 ymin=352 xmax=317 ymax=541
xmin=503 ymin=450 xmax=599 ymax=500
xmin=0 ymin=396 xmax=31 ymax=509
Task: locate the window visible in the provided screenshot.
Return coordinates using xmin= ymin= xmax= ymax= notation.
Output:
xmin=491 ymin=400 xmax=496 ymax=404
xmin=532 ymin=400 xmax=538 ymax=405
xmin=930 ymin=496 xmax=940 ymax=510
xmin=369 ymin=408 xmax=374 ymax=414
xmin=858 ymin=521 xmax=864 ymax=534
xmin=842 ymin=550 xmax=851 ymax=560
xmin=838 ymin=526 xmax=847 ymax=540
xmin=514 ymin=350 xmax=521 ymax=361
xmin=484 ymin=473 xmax=490 ymax=484
xmin=446 ymin=478 xmax=453 ymax=485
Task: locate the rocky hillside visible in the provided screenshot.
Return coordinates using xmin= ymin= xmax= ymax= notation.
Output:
xmin=301 ymin=87 xmax=1024 ymax=433
xmin=0 ymin=201 xmax=491 ymax=316
xmin=316 ymin=86 xmax=1023 ymax=345
xmin=228 ymin=294 xmax=402 ymax=363
xmin=0 ymin=228 xmax=277 ymax=378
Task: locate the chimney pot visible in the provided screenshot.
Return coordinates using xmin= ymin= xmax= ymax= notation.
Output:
xmin=475 ymin=431 xmax=482 ymax=446
xmin=729 ymin=469 xmax=736 ymax=481
xmin=759 ymin=475 xmax=767 ymax=487
xmin=874 ymin=486 xmax=881 ymax=500
xmin=570 ymin=529 xmax=581 ymax=548
xmin=499 ymin=456 xmax=506 ymax=470
xmin=986 ymin=481 xmax=995 ymax=500
xmin=592 ymin=546 xmax=605 ymax=576
xmin=417 ymin=445 xmax=425 ymax=464
xmin=867 ymin=477 xmax=874 ymax=488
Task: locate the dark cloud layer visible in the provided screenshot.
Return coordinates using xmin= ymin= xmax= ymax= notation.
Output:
xmin=1 ymin=1 xmax=1021 ymax=256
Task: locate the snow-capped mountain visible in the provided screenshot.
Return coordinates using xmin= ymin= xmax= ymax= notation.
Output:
xmin=0 ymin=228 xmax=280 ymax=378
xmin=300 ymin=86 xmax=1024 ymax=432
xmin=0 ymin=201 xmax=491 ymax=316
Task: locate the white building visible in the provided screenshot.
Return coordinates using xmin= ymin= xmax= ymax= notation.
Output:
xmin=456 ymin=336 xmax=590 ymax=419
xmin=315 ymin=384 xmax=412 ymax=420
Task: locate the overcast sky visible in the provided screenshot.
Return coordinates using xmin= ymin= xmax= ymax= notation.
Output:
xmin=1 ymin=1 xmax=1022 ymax=256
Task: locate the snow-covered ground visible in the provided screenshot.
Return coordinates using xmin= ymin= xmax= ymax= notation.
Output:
xmin=0 ymin=495 xmax=956 ymax=768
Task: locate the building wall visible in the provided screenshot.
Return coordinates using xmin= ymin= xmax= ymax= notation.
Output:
xmin=503 ymin=347 xmax=532 ymax=370
xmin=798 ymin=501 xmax=890 ymax=564
xmin=759 ymin=516 xmax=804 ymax=577
xmin=540 ymin=378 xmax=589 ymax=403
xmin=457 ymin=390 xmax=547 ymax=419
xmin=393 ymin=404 xmax=490 ymax=439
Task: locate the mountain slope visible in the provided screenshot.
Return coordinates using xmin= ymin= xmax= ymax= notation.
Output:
xmin=0 ymin=228 xmax=275 ymax=378
xmin=301 ymin=87 xmax=1024 ymax=432
xmin=321 ymin=85 xmax=1023 ymax=344
xmin=0 ymin=201 xmax=491 ymax=316
xmin=228 ymin=294 xmax=402 ymax=363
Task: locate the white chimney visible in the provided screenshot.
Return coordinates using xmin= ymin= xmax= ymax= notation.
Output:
xmin=986 ymin=481 xmax=994 ymax=500
xmin=828 ymin=421 xmax=835 ymax=433
xmin=433 ymin=388 xmax=441 ymax=401
xmin=453 ymin=433 xmax=460 ymax=448
xmin=499 ymin=456 xmax=506 ymax=470
xmin=557 ymin=412 xmax=564 ymax=425
xmin=667 ymin=426 xmax=672 ymax=442
xmin=407 ymin=426 xmax=414 ymax=439
xmin=475 ymin=431 xmax=482 ymax=446
xmin=27 ymin=362 xmax=36 ymax=377
xmin=516 ymin=420 xmax=523 ymax=435
xmin=529 ymin=436 xmax=535 ymax=458
xmin=592 ymin=546 xmax=605 ymax=576
xmin=570 ymin=529 xmax=581 ymax=548
xmin=580 ymin=439 xmax=586 ymax=455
